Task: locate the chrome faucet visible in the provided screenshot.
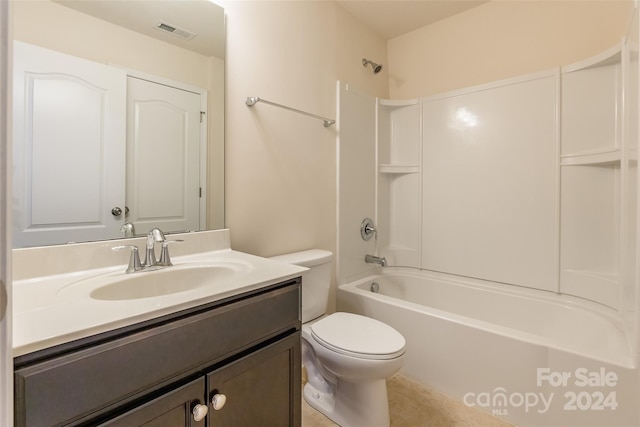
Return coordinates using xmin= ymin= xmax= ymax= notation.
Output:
xmin=120 ymin=222 xmax=135 ymax=238
xmin=144 ymin=228 xmax=166 ymax=267
xmin=365 ymin=254 xmax=387 ymax=267
xmin=112 ymin=228 xmax=184 ymax=274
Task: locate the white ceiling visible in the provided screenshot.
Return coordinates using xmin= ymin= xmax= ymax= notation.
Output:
xmin=336 ymin=0 xmax=489 ymax=40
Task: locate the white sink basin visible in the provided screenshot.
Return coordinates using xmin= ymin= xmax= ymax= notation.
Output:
xmin=57 ymin=260 xmax=253 ymax=301
xmin=92 ymin=265 xmax=239 ymax=300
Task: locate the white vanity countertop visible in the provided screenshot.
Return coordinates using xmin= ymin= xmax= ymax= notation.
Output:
xmin=13 ymin=247 xmax=306 ymax=357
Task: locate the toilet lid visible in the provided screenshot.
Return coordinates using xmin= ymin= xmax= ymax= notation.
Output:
xmin=310 ymin=312 xmax=406 ymax=360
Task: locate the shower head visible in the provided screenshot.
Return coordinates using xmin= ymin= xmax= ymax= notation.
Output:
xmin=362 ymin=58 xmax=383 ymax=74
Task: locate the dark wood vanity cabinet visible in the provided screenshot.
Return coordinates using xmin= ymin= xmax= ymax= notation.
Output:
xmin=14 ymin=279 xmax=302 ymax=427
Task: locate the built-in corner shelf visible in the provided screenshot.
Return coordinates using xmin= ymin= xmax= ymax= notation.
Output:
xmin=560 ymin=148 xmax=621 ymax=166
xmin=377 ymin=97 xmax=422 ymax=269
xmin=561 ymin=42 xmax=622 ymax=158
xmin=378 ymin=98 xmax=419 ymax=107
xmin=559 ymin=41 xmax=629 ymax=310
xmin=379 ymin=164 xmax=420 ymax=174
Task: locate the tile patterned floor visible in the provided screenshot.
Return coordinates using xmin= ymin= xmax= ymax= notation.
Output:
xmin=302 ymin=374 xmax=515 ymax=427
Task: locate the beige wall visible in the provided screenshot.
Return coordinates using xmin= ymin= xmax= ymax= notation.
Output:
xmin=224 ymin=1 xmax=387 ymax=257
xmin=388 ymin=0 xmax=635 ymax=98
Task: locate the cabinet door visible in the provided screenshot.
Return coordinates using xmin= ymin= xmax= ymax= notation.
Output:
xmin=12 ymin=41 xmax=126 ymax=248
xmin=98 ymin=377 xmax=207 ymax=427
xmin=207 ymin=333 xmax=301 ymax=427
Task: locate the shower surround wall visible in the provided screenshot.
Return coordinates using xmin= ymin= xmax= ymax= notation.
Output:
xmin=338 ymin=73 xmax=559 ymax=289
xmin=420 ymin=72 xmax=558 ymax=292
xmin=337 ymin=36 xmax=638 ymax=357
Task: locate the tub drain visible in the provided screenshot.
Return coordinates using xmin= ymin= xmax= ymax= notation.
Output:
xmin=370 ymin=282 xmax=380 ymax=293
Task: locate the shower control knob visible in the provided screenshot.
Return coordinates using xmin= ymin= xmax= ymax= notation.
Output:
xmin=211 ymin=393 xmax=227 ymax=410
xmin=192 ymin=403 xmax=208 ymax=421
xmin=360 ymin=218 xmax=376 ymax=241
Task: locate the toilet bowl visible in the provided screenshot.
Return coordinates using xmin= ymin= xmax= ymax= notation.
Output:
xmin=270 ymin=250 xmax=405 ymax=427
xmin=302 ymin=312 xmax=405 ymax=427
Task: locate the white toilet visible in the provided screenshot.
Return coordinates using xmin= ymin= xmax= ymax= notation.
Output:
xmin=271 ymin=249 xmax=405 ymax=427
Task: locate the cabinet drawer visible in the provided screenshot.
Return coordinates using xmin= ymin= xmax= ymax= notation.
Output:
xmin=15 ymin=282 xmax=300 ymax=427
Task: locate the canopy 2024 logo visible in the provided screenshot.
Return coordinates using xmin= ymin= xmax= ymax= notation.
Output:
xmin=463 ymin=367 xmax=618 ymax=416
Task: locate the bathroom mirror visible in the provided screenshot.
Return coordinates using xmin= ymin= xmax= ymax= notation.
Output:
xmin=11 ymin=0 xmax=225 ymax=248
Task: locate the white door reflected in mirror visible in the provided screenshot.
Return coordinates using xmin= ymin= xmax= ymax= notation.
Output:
xmin=12 ymin=41 xmax=127 ymax=248
xmin=126 ymin=76 xmax=203 ymax=237
xmin=12 ymin=42 xmax=206 ymax=248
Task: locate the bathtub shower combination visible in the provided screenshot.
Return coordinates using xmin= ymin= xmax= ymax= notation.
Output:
xmin=336 ymin=25 xmax=640 ymax=427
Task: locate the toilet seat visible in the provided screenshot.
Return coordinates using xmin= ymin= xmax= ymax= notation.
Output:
xmin=310 ymin=312 xmax=406 ymax=360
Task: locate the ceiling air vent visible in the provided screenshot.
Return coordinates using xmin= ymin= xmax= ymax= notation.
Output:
xmin=154 ymin=20 xmax=196 ymax=40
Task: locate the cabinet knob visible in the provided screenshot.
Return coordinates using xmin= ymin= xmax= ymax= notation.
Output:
xmin=211 ymin=393 xmax=227 ymax=410
xmin=192 ymin=403 xmax=208 ymax=422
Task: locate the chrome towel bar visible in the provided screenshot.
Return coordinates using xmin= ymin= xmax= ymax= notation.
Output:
xmin=245 ymin=96 xmax=335 ymax=127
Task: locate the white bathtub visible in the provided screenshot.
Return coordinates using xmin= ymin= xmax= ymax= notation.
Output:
xmin=337 ymin=268 xmax=640 ymax=427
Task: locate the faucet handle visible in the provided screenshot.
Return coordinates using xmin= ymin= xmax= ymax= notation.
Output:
xmin=158 ymin=240 xmax=184 ymax=266
xmin=361 ymin=218 xmax=377 ymax=241
xmin=112 ymin=245 xmax=143 ymax=273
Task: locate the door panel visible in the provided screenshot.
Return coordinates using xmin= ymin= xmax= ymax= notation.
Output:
xmin=126 ymin=77 xmax=201 ymax=235
xmin=12 ymin=41 xmax=126 ymax=247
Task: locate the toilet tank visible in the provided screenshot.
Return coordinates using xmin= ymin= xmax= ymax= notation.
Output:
xmin=270 ymin=249 xmax=332 ymax=323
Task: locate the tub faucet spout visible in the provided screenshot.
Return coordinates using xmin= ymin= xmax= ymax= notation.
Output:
xmin=365 ymin=254 xmax=387 ymax=267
